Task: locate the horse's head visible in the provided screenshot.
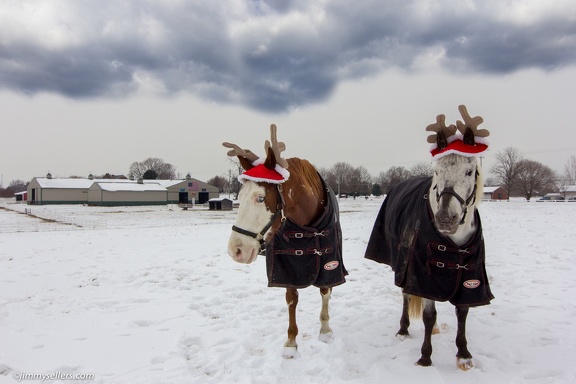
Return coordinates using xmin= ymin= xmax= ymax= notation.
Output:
xmin=227 ymin=179 xmax=281 ymax=263
xmin=426 ymin=105 xmax=488 ymax=235
xmin=430 ymin=154 xmax=483 ymax=234
xmin=223 ymin=125 xmax=289 ymax=264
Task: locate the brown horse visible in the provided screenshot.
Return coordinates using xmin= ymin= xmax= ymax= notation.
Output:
xmin=223 ymin=124 xmax=347 ymax=359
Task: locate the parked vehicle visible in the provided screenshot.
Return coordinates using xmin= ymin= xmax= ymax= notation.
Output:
xmin=537 ymin=194 xmax=565 ymax=202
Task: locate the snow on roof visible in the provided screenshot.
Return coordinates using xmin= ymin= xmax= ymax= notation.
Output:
xmin=96 ymin=182 xmax=167 ymax=192
xmin=143 ymin=179 xmax=185 ymax=188
xmin=560 ymin=185 xmax=576 ymax=193
xmin=35 ymin=178 xmax=133 ymax=189
xmin=209 ymin=198 xmax=232 ymax=202
xmin=483 ymin=186 xmax=502 ymax=193
xmin=34 ymin=178 xmax=189 ymax=189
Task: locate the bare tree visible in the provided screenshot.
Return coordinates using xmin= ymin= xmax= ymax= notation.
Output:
xmin=382 ymin=166 xmax=411 ymax=193
xmin=564 ymin=155 xmax=576 ymax=184
xmin=326 ymin=162 xmax=356 ymax=195
xmin=8 ymin=179 xmax=27 ymax=191
xmin=409 ymin=162 xmax=433 ymax=178
xmin=207 ymin=175 xmax=227 ymax=193
xmin=516 ymin=160 xmax=558 ymax=201
xmin=348 ymin=165 xmax=373 ymax=196
xmin=128 ymin=158 xmax=176 ymax=180
xmin=490 ymin=147 xmax=523 ymax=199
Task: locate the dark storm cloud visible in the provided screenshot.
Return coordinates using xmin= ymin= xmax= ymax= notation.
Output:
xmin=1 ymin=0 xmax=575 ymax=112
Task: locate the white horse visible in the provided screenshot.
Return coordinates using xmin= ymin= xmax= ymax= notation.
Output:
xmin=365 ymin=105 xmax=494 ymax=370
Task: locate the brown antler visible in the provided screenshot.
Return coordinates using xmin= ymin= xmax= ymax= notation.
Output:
xmin=456 ymin=105 xmax=490 ymax=145
xmin=264 ymin=124 xmax=289 ymax=169
xmin=426 ymin=114 xmax=457 ymax=149
xmin=222 ymin=142 xmax=260 ymax=163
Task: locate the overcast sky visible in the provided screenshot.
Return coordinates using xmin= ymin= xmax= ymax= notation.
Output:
xmin=1 ymin=0 xmax=575 ymax=186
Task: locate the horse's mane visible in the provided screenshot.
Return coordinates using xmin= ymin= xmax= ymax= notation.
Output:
xmin=475 ymin=163 xmax=484 ymax=208
xmin=286 ymin=157 xmax=325 ymax=199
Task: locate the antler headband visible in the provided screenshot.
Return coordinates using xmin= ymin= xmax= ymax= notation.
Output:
xmin=427 ymin=105 xmax=490 ymax=159
xmin=223 ymin=124 xmax=290 ymax=184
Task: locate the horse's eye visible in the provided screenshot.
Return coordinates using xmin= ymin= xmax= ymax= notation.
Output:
xmin=257 ymin=196 xmax=265 ymax=203
xmin=466 ymin=170 xmax=473 ymax=177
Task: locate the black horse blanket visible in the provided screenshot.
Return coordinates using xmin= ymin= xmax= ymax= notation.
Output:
xmin=266 ymin=181 xmax=348 ymax=289
xmin=364 ymin=177 xmax=493 ymax=307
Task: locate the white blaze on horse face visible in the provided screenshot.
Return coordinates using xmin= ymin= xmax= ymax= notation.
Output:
xmin=431 ymin=155 xmax=477 ymax=234
xmin=227 ymin=181 xmax=273 ymax=264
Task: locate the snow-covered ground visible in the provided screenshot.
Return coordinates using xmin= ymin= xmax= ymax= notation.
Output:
xmin=1 ymin=197 xmax=575 ymax=384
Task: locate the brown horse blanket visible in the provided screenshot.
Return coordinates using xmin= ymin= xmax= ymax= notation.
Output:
xmin=365 ymin=177 xmax=493 ymax=306
xmin=266 ymin=180 xmax=348 ymax=289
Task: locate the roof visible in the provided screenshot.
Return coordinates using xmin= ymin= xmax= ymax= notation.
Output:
xmin=209 ymin=198 xmax=232 ymax=202
xmin=95 ymin=182 xmax=167 ymax=192
xmin=35 ymin=178 xmax=133 ymax=189
xmin=559 ymin=185 xmax=576 ymax=193
xmin=483 ymin=186 xmax=503 ymax=193
xmin=34 ymin=177 xmax=190 ymax=189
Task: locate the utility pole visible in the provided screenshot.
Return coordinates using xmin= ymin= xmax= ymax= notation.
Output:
xmin=228 ymin=169 xmax=232 ymax=198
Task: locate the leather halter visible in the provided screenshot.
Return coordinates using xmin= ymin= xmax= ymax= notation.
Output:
xmin=433 ymin=169 xmax=478 ymax=225
xmin=231 ymin=183 xmax=286 ymax=253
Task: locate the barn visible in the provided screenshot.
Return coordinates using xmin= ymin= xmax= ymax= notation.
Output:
xmin=483 ymin=186 xmax=508 ymax=201
xmin=160 ymin=174 xmax=219 ymax=205
xmin=27 ymin=173 xmax=219 ymax=206
xmin=27 ymin=174 xmax=95 ymax=204
xmin=559 ymin=185 xmax=576 ymax=200
xmin=208 ymin=198 xmax=233 ymax=211
xmin=14 ymin=191 xmax=27 ymax=202
xmin=88 ymin=182 xmax=167 ymax=206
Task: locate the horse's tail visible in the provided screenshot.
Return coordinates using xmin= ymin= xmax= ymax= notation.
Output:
xmin=408 ymin=295 xmax=424 ymax=319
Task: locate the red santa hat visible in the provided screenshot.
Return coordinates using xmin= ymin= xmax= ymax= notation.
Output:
xmin=430 ymin=134 xmax=490 ymax=159
xmin=238 ymin=160 xmax=290 ymax=184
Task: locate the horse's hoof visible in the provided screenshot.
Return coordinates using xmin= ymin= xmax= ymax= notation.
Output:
xmin=282 ymin=346 xmax=300 ymax=359
xmin=416 ymin=357 xmax=432 ymax=367
xmin=318 ymin=331 xmax=334 ymax=344
xmin=457 ymin=357 xmax=474 ymax=371
xmin=395 ymin=332 xmax=409 ymax=341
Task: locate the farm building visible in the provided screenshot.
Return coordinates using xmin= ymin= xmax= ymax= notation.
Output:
xmin=27 ymin=173 xmax=219 ymax=206
xmin=14 ymin=191 xmax=27 ymax=202
xmin=88 ymin=182 xmax=167 ymax=206
xmin=559 ymin=185 xmax=576 ymax=200
xmin=483 ymin=186 xmax=508 ymax=201
xmin=208 ymin=198 xmax=233 ymax=211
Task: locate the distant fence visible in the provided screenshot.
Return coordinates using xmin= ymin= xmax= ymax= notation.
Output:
xmin=0 ymin=204 xmax=106 ymax=233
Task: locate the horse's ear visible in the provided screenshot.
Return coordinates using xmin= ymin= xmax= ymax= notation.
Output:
xmin=238 ymin=156 xmax=255 ymax=171
xmin=263 ymin=145 xmax=277 ymax=170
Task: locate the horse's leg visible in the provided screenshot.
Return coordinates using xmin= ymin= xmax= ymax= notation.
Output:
xmin=318 ymin=287 xmax=334 ymax=343
xmin=396 ymin=293 xmax=411 ymax=338
xmin=416 ymin=299 xmax=437 ymax=367
xmin=282 ymin=288 xmax=300 ymax=359
xmin=455 ymin=305 xmax=474 ymax=370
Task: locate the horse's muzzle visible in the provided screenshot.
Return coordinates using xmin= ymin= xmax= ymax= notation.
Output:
xmin=227 ymin=233 xmax=259 ymax=264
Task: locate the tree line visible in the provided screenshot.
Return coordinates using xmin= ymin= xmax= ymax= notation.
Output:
xmin=208 ymin=149 xmax=576 ymax=201
xmin=0 ymin=157 xmax=177 ymax=198
xmin=490 ymin=148 xmax=576 ymax=201
xmin=2 ymin=152 xmax=574 ymax=201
